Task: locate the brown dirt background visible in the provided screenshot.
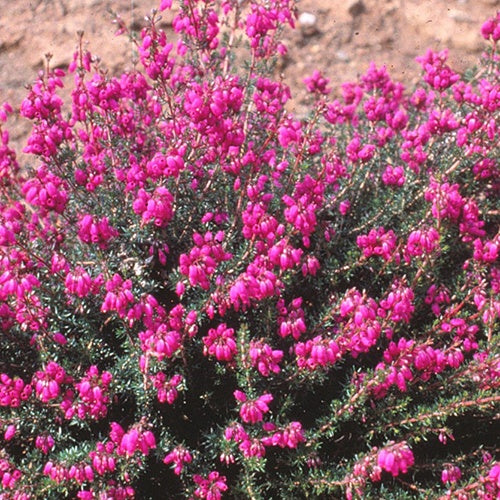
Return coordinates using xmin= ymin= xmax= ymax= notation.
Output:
xmin=0 ymin=0 xmax=498 ymax=157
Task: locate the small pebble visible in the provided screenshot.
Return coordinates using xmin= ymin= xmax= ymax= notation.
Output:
xmin=347 ymin=0 xmax=366 ymax=18
xmin=336 ymin=50 xmax=350 ymax=62
xmin=298 ymin=12 xmax=318 ymax=36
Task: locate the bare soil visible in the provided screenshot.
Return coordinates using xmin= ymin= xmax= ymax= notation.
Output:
xmin=0 ymin=0 xmax=498 ymax=156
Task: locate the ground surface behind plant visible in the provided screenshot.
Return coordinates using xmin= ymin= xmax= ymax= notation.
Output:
xmin=1 ymin=0 xmax=498 ymax=155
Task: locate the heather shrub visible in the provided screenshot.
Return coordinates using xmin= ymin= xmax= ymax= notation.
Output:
xmin=0 ymin=1 xmax=498 ymax=498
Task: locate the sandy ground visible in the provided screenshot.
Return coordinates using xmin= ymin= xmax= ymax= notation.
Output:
xmin=0 ymin=0 xmax=498 ymax=155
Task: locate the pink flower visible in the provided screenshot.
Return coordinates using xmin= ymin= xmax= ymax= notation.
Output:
xmin=304 ymin=70 xmax=331 ymax=95
xmin=488 ymin=463 xmax=500 ymax=488
xmin=77 ymin=214 xmax=118 ymax=249
xmin=261 ymin=421 xmax=305 ymax=449
xmin=249 ymin=340 xmax=283 ymax=376
xmin=193 ymin=471 xmax=228 ymax=499
xmin=377 ymin=442 xmax=414 ymax=477
xmin=71 ymin=366 xmax=112 ymax=420
xmin=164 ymin=446 xmax=192 ymax=475
xmin=339 ymin=200 xmax=351 ymax=215
xmin=179 ymin=231 xmax=232 ymax=290
xmin=159 ymin=0 xmax=173 ymax=11
xmin=101 ymin=274 xmax=135 ymax=317
xmin=416 ymin=49 xmax=460 ymax=90
xmin=441 ymin=465 xmax=461 ymax=484
xmin=0 ymin=374 xmax=32 ymax=407
xmin=277 ymin=297 xmax=306 ymax=340
xmin=151 ymin=373 xmax=183 ymax=404
xmin=404 ymin=227 xmax=440 ymax=262
xmin=378 ymin=281 xmax=414 ymax=323
xmin=35 ymin=434 xmax=55 ymax=454
xmin=239 ymin=438 xmax=266 ymax=458
xmin=52 ymin=332 xmax=67 ymax=345
xmin=203 ymin=324 xmax=237 ymax=362
xmin=33 ymin=361 xmax=71 ymax=403
xmin=295 ymin=335 xmax=341 ymax=370
xmin=382 ymin=165 xmax=405 ymax=187
xmin=234 ymin=391 xmax=273 ymax=424
xmin=132 ymin=186 xmax=174 ymax=227
xmin=65 ymin=267 xmax=102 ymax=298
xmin=4 ymin=424 xmax=16 ymax=441
xmin=357 ymin=227 xmax=397 ymax=261
xmin=22 ymin=166 xmax=68 ymax=214
xmin=481 ymin=12 xmax=500 ymax=41
xmin=109 ymin=422 xmax=125 ymax=443
xmin=139 ymin=322 xmax=181 ymax=361
xmin=473 ymin=237 xmax=499 ymax=263
xmin=117 ymin=426 xmax=156 ymax=457
xmin=224 ymin=422 xmax=248 ymax=443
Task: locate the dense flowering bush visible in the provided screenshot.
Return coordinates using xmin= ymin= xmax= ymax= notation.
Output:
xmin=0 ymin=1 xmax=498 ymax=498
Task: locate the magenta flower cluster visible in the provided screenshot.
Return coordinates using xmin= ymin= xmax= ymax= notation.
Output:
xmin=0 ymin=1 xmax=497 ymax=498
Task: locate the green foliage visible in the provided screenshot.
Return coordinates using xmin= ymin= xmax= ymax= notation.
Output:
xmin=0 ymin=1 xmax=498 ymax=499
